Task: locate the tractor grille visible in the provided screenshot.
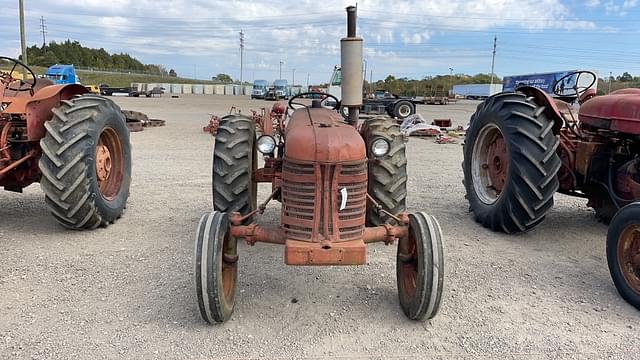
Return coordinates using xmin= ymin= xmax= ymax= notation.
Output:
xmin=281 ymin=158 xmax=367 ymax=242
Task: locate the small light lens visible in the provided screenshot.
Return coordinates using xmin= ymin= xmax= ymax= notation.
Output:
xmin=371 ymin=138 xmax=390 ymax=157
xmin=257 ymin=135 xmax=276 ymax=154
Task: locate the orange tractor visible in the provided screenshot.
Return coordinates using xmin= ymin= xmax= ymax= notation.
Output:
xmin=194 ymin=7 xmax=445 ymax=323
xmin=0 ymin=56 xmax=131 ymax=229
xmin=463 ymin=72 xmax=640 ymax=310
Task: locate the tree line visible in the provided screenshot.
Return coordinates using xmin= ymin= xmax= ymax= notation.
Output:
xmin=22 ymin=40 xmax=177 ymax=76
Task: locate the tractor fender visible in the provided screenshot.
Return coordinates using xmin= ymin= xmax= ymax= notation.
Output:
xmin=516 ymin=86 xmax=565 ymax=135
xmin=26 ymin=84 xmax=88 ymax=141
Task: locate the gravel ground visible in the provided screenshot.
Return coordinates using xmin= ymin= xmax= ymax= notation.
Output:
xmin=1 ymin=95 xmax=638 ymax=359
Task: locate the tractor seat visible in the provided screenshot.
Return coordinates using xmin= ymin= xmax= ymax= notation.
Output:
xmin=3 ymin=78 xmax=55 ymax=97
xmin=579 ymin=89 xmax=640 ymax=135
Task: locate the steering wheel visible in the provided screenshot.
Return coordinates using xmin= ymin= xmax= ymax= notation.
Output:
xmin=553 ymin=71 xmax=596 ymax=98
xmin=288 ymin=92 xmax=340 ymax=110
xmin=0 ymin=56 xmax=37 ymax=93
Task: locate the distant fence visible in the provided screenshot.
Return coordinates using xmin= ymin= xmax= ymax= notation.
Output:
xmin=132 ymin=83 xmax=254 ymax=95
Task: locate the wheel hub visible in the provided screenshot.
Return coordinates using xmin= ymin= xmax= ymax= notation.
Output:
xmin=471 ymin=123 xmax=508 ymax=205
xmin=486 ymin=135 xmax=507 ymax=193
xmin=95 ymin=128 xmax=124 ymax=201
xmin=96 ymin=144 xmax=112 ymax=182
xmin=620 ymin=226 xmax=640 ymax=291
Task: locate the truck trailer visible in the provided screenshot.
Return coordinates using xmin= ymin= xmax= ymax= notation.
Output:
xmin=327 ymin=66 xmax=417 ymax=119
xmin=502 ymin=70 xmax=598 ymax=96
xmin=452 ymin=84 xmax=502 ymax=100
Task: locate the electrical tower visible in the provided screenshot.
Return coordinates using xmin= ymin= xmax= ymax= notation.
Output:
xmin=490 ymin=35 xmax=497 ymax=86
xmin=239 ymin=30 xmax=244 ymax=85
xmin=40 ymin=16 xmax=47 ymax=47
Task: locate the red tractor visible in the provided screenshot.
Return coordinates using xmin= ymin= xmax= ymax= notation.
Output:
xmin=1 ymin=57 xmax=131 ymax=229
xmin=462 ymin=71 xmax=640 ymax=309
xmin=194 ymin=7 xmax=445 ymax=323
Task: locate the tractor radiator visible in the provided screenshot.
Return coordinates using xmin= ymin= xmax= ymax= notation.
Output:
xmin=281 ymin=158 xmax=367 ymax=243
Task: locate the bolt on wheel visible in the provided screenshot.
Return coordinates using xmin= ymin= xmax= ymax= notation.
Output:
xmin=471 ymin=123 xmax=508 ymax=205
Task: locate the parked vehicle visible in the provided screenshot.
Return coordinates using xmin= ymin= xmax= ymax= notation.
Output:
xmin=453 ymin=84 xmax=502 ymax=100
xmin=274 ymin=79 xmax=288 ymax=99
xmin=194 ymin=7 xmax=444 ymax=323
xmin=0 ymin=56 xmax=131 ymax=229
xmin=327 ymin=66 xmax=417 ymax=119
xmin=462 ymin=71 xmax=640 ymax=310
xmin=84 ymin=84 xmax=101 ymax=94
xmin=252 ymin=80 xmax=268 ymax=99
xmin=264 ymin=87 xmax=277 ymax=101
xmin=44 ymin=64 xmax=80 ymax=85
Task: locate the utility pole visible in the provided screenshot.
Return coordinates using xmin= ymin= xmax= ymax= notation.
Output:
xmin=292 ymin=68 xmax=295 ymax=86
xmin=608 ymin=71 xmax=613 ymax=94
xmin=490 ymin=35 xmax=497 ymax=86
xmin=306 ymin=73 xmax=310 ymax=90
xmin=239 ymin=30 xmax=244 ymax=85
xmin=279 ymin=61 xmax=283 ymax=80
xmin=369 ymin=69 xmax=373 ymax=97
xmin=40 ymin=16 xmax=47 ymax=50
xmin=449 ymin=67 xmax=454 ymax=96
xmin=19 ymin=0 xmax=28 ymax=76
xmin=363 ymin=59 xmax=367 ymax=96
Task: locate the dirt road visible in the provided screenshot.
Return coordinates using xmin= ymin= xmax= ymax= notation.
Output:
xmin=1 ymin=95 xmax=637 ymax=359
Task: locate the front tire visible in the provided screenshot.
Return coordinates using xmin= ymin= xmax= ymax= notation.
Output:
xmin=463 ymin=92 xmax=561 ymax=233
xmin=361 ymin=117 xmax=407 ymax=226
xmin=212 ymin=115 xmax=257 ymax=223
xmin=194 ymin=211 xmax=238 ymax=323
xmin=397 ymin=212 xmax=445 ymax=320
xmin=39 ymin=95 xmax=131 ymax=229
xmin=607 ymin=203 xmax=640 ymax=310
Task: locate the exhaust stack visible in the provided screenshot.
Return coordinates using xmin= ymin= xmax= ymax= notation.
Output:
xmin=341 ymin=5 xmax=363 ymax=124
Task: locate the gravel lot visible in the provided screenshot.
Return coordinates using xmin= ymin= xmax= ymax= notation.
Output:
xmin=1 ymin=95 xmax=638 ymax=359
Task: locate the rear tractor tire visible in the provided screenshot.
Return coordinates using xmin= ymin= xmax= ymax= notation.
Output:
xmin=397 ymin=212 xmax=445 ymax=321
xmin=361 ymin=117 xmax=407 ymax=226
xmin=212 ymin=114 xmax=257 ymax=223
xmin=607 ymin=203 xmax=640 ymax=310
xmin=462 ymin=92 xmax=561 ymax=233
xmin=39 ymin=95 xmax=131 ymax=229
xmin=194 ymin=211 xmax=238 ymax=323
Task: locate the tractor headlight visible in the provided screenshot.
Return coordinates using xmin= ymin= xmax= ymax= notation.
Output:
xmin=370 ymin=138 xmax=390 ymax=157
xmin=257 ymin=135 xmax=276 ymax=154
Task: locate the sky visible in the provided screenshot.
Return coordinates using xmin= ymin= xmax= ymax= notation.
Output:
xmin=1 ymin=0 xmax=639 ymax=85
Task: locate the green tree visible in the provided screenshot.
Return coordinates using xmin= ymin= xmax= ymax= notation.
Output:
xmin=213 ymin=73 xmax=233 ymax=83
xmin=169 ymin=69 xmax=177 ymax=77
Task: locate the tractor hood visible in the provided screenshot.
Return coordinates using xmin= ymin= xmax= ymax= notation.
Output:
xmin=579 ymin=89 xmax=640 ymax=135
xmin=284 ymin=108 xmax=365 ymax=162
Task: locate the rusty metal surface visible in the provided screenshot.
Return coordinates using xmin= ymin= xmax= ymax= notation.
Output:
xmin=485 ymin=133 xmax=507 ymax=194
xmin=616 ymin=159 xmax=640 ymax=201
xmin=579 ymin=92 xmax=640 ymax=135
xmin=575 ymin=141 xmax=604 ymax=176
xmin=203 ymin=115 xmax=220 ymax=135
xmin=126 ymin=121 xmax=144 ymax=132
xmin=617 ymin=224 xmax=640 ymax=295
xmin=284 ymin=108 xmax=365 ymax=162
xmin=281 ymin=158 xmax=367 ymax=245
xmin=284 ymin=239 xmax=366 ymax=265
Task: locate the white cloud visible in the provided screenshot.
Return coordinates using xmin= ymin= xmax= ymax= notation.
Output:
xmin=0 ymin=0 xmax=599 ymax=82
xmin=604 ymin=0 xmax=638 ymax=15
